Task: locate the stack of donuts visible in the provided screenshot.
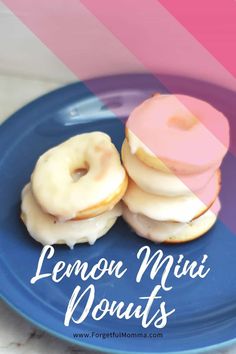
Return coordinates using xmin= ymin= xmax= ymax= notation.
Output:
xmin=122 ymin=94 xmax=229 ymax=243
xmin=21 ymin=94 xmax=229 ymax=247
xmin=21 ymin=132 xmax=127 ymax=248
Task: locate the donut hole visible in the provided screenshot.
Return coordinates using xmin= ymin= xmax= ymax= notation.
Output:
xmin=71 ymin=168 xmax=88 ymax=182
xmin=168 ymin=115 xmax=198 ymax=131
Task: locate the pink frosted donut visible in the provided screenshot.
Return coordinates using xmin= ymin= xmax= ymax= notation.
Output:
xmin=126 ymin=94 xmax=230 ymax=175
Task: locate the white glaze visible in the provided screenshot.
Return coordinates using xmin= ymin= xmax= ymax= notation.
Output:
xmin=128 ymin=128 xmax=156 ymax=156
xmin=123 ymin=175 xmax=219 ymax=223
xmin=122 ymin=200 xmax=220 ymax=243
xmin=21 ymin=184 xmax=122 ymax=248
xmin=31 ymin=132 xmax=126 ymax=220
xmin=122 ymin=140 xmax=215 ymax=196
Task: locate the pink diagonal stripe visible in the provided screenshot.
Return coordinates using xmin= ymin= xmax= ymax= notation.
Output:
xmin=3 ymin=0 xmax=235 ymax=153
xmin=81 ymin=0 xmax=236 ymax=152
xmin=159 ymin=0 xmax=236 ymax=79
xmin=2 ymin=0 xmax=236 ymax=233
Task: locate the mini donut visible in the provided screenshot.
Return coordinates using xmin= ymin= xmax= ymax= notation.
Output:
xmin=126 ymin=94 xmax=229 ymax=175
xmin=21 ymin=184 xmax=122 ymax=248
xmin=122 ymin=199 xmax=220 ymax=244
xmin=123 ymin=172 xmax=220 ymax=223
xmin=121 ymin=139 xmax=215 ymax=196
xmin=31 ymin=132 xmax=127 ymax=221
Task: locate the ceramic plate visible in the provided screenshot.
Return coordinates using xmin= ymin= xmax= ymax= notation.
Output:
xmin=1 ymin=74 xmax=236 ymax=354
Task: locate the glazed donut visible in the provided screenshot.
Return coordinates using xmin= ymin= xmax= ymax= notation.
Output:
xmin=122 ymin=199 xmax=220 ymax=244
xmin=31 ymin=132 xmax=127 ymax=221
xmin=121 ymin=139 xmax=215 ymax=196
xmin=123 ymin=172 xmax=220 ymax=223
xmin=21 ymin=184 xmax=122 ymax=248
xmin=126 ymin=94 xmax=229 ymax=175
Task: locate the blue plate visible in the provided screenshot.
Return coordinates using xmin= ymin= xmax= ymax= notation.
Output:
xmin=1 ymin=74 xmax=236 ymax=354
